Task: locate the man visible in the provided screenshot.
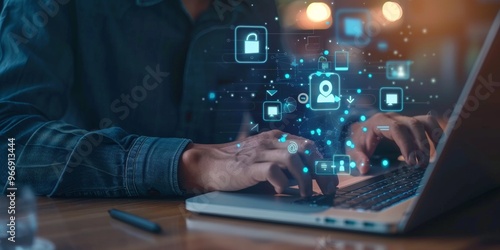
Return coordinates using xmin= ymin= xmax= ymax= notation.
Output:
xmin=0 ymin=0 xmax=441 ymax=198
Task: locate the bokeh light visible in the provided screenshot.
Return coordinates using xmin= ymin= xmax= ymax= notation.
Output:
xmin=382 ymin=1 xmax=403 ymax=22
xmin=306 ymin=2 xmax=331 ymax=23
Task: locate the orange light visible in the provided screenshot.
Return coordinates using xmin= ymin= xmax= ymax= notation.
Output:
xmin=306 ymin=2 xmax=331 ymax=23
xmin=382 ymin=1 xmax=403 ymax=22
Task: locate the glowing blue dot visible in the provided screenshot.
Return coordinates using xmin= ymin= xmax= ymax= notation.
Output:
xmin=357 ymin=89 xmax=362 ymax=94
xmin=237 ymin=144 xmax=241 ymax=148
xmin=344 ymin=110 xmax=349 ymax=115
xmin=350 ymin=161 xmax=357 ymax=168
xmin=310 ymin=130 xmax=315 ymax=135
xmin=324 ymin=50 xmax=329 ymax=55
xmin=326 ymin=140 xmax=332 ymax=146
xmin=316 ymin=71 xmax=322 ymax=76
xmin=346 ymin=140 xmax=352 ymax=147
xmin=300 ymin=59 xmax=304 ymax=63
xmin=358 ymin=71 xmax=363 ymax=75
xmin=368 ymin=74 xmax=373 ymax=78
xmin=350 ymin=144 xmax=355 ymax=149
xmin=382 ymin=159 xmax=389 ymax=167
xmin=303 ymin=167 xmax=309 ymax=173
xmin=306 ymin=104 xmax=311 ymax=109
xmin=340 ymin=117 xmax=345 ymax=122
xmin=362 ymin=127 xmax=368 ymax=133
xmin=208 ymin=92 xmax=216 ymax=100
xmin=284 ymin=73 xmax=290 ymax=79
xmin=305 ymin=150 xmax=310 ymax=155
xmin=298 ymin=118 xmax=302 ymax=122
xmin=360 ymin=115 xmax=367 ymax=122
xmin=316 ymin=128 xmax=322 ymax=136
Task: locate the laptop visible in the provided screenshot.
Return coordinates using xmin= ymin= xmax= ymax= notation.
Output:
xmin=186 ymin=7 xmax=500 ymax=234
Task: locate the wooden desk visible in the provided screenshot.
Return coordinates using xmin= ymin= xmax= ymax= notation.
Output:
xmin=35 ymin=188 xmax=500 ymax=250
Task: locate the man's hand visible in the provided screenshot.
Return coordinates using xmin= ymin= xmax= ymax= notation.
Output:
xmin=179 ymin=130 xmax=338 ymax=197
xmin=347 ymin=113 xmax=444 ymax=174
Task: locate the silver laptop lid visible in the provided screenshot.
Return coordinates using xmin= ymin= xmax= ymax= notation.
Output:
xmin=401 ymin=10 xmax=500 ymax=232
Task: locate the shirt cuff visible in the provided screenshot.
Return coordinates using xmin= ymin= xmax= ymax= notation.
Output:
xmin=126 ymin=136 xmax=191 ymax=197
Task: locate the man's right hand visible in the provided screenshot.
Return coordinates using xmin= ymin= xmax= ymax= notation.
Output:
xmin=178 ymin=130 xmax=339 ymax=197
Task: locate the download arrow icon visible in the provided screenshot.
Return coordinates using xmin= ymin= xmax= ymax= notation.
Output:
xmin=347 ymin=96 xmax=355 ymax=104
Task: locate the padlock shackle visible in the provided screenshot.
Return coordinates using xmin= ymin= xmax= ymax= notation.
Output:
xmin=246 ymin=33 xmax=258 ymax=41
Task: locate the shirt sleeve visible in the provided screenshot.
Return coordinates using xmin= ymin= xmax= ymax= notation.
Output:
xmin=0 ymin=0 xmax=189 ymax=197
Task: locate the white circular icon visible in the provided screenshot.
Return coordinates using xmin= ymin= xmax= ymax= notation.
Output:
xmin=298 ymin=93 xmax=309 ymax=104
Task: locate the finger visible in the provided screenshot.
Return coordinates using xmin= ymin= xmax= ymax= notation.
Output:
xmin=315 ymin=175 xmax=339 ymax=194
xmin=286 ymin=137 xmax=334 ymax=195
xmin=396 ymin=117 xmax=430 ymax=167
xmin=257 ymin=150 xmax=313 ymax=197
xmin=251 ymin=163 xmax=289 ymax=194
xmin=366 ymin=114 xmax=418 ymax=165
xmin=346 ymin=122 xmax=381 ymax=174
xmin=414 ymin=114 xmax=443 ymax=147
xmin=270 ymin=134 xmax=322 ymax=171
xmin=375 ymin=121 xmax=418 ymax=165
xmin=297 ymin=139 xmax=323 ymax=169
xmin=347 ymin=149 xmax=371 ymax=175
xmin=283 ymin=152 xmax=313 ymax=197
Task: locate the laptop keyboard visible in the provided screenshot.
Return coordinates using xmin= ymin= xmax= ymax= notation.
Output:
xmin=294 ymin=167 xmax=426 ymax=212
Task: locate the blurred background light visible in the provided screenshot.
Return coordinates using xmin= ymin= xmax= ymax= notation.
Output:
xmin=382 ymin=1 xmax=403 ymax=22
xmin=306 ymin=2 xmax=331 ymax=23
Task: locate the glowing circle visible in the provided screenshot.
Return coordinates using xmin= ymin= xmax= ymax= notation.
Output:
xmin=350 ymin=161 xmax=357 ymax=168
xmin=303 ymin=167 xmax=309 ymax=173
xmin=306 ymin=2 xmax=331 ymax=23
xmin=382 ymin=159 xmax=390 ymax=167
xmin=382 ymin=1 xmax=403 ymax=22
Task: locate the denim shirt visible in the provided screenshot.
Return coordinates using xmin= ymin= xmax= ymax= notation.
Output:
xmin=0 ymin=0 xmax=280 ymax=197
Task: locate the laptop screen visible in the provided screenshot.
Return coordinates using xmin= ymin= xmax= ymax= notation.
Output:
xmin=208 ymin=0 xmax=500 ymax=177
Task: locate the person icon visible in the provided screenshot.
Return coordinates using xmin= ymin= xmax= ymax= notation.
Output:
xmin=339 ymin=160 xmax=346 ymax=172
xmin=317 ymin=80 xmax=336 ymax=103
xmin=397 ymin=65 xmax=406 ymax=78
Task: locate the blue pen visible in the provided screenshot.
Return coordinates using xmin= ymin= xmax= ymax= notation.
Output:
xmin=108 ymin=208 xmax=162 ymax=234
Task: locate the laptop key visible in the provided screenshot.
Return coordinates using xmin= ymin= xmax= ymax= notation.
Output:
xmin=296 ymin=168 xmax=425 ymax=210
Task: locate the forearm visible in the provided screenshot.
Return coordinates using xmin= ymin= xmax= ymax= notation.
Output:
xmin=0 ymin=106 xmax=191 ymax=197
